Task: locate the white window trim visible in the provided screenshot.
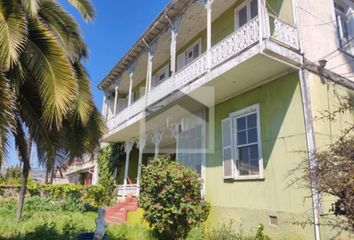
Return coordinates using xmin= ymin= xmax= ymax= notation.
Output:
xmin=334 ymin=0 xmax=354 ymax=54
xmin=234 ymin=0 xmax=257 ymax=30
xmin=229 ymin=104 xmax=264 ymax=180
xmin=177 ymin=38 xmax=202 ymax=71
xmin=152 ymin=64 xmax=170 ymax=88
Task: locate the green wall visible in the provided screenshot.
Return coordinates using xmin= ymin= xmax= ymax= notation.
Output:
xmin=205 ymin=73 xmax=315 ymax=239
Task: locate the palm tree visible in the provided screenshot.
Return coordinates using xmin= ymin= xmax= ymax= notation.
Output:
xmin=0 ymin=0 xmax=105 ymax=221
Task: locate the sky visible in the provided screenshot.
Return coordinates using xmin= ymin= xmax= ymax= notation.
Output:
xmin=5 ymin=0 xmax=170 ymax=169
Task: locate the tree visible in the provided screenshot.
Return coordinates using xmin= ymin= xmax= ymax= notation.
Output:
xmin=0 ymin=0 xmax=105 ymax=221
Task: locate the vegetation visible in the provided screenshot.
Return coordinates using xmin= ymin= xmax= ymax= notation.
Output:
xmin=0 ymin=0 xmax=104 ymax=221
xmin=139 ymin=156 xmax=210 ymax=239
xmin=291 ymin=92 xmax=354 ymax=232
xmin=0 ymin=166 xmax=22 ymax=185
xmin=97 ymin=144 xmax=119 ymax=206
xmin=186 ymin=223 xmax=271 ymax=240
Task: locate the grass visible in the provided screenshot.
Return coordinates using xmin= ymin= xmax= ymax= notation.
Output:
xmin=0 ymin=197 xmax=152 ymax=240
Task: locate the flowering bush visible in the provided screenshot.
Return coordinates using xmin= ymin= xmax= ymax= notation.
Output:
xmin=139 ymin=156 xmax=210 ymax=239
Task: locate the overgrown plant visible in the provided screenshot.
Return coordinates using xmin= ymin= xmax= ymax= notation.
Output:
xmin=290 ymin=89 xmax=354 ymax=232
xmin=97 ymin=145 xmax=117 ymax=206
xmin=139 ymin=156 xmax=210 ymax=239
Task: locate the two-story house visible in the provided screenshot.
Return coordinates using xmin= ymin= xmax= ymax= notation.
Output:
xmin=99 ymin=0 xmax=354 ymax=239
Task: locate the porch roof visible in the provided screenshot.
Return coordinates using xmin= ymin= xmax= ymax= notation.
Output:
xmin=97 ymin=0 xmax=192 ymax=90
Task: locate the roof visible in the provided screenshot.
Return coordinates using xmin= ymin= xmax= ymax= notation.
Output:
xmin=97 ymin=0 xmax=192 ymax=90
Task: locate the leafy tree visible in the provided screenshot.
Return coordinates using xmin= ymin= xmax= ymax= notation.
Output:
xmin=139 ymin=156 xmax=210 ymax=240
xmin=0 ymin=0 xmax=104 ymax=221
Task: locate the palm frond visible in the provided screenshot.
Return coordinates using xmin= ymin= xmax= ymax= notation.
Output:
xmin=21 ymin=19 xmax=78 ymax=128
xmin=67 ymin=0 xmax=95 ymax=22
xmin=0 ymin=73 xmax=16 ymax=166
xmin=72 ymin=62 xmax=94 ymax=125
xmin=0 ymin=0 xmax=28 ymax=71
xmin=21 ymin=0 xmax=42 ymax=18
xmin=39 ymin=0 xmax=88 ymax=62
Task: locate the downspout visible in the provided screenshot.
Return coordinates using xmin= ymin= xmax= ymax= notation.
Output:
xmin=292 ymin=0 xmax=321 ymax=239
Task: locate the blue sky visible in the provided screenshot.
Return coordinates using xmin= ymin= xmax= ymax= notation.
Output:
xmin=5 ymin=0 xmax=170 ymax=168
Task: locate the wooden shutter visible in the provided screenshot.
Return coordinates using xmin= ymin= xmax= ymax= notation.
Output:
xmin=222 ymin=117 xmax=234 ymax=179
xmin=177 ymin=52 xmax=185 ymax=71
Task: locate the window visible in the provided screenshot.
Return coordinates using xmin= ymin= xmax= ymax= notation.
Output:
xmin=334 ymin=0 xmax=354 ymax=54
xmin=235 ymin=0 xmax=258 ymax=29
xmin=222 ymin=104 xmax=263 ymax=180
xmin=176 ymin=39 xmax=202 ymax=71
xmin=152 ymin=64 xmax=170 ymax=88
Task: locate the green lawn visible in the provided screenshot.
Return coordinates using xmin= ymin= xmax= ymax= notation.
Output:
xmin=0 ymin=198 xmax=152 ymax=240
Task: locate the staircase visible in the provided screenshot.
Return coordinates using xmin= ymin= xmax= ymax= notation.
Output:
xmin=105 ymin=196 xmax=138 ymax=224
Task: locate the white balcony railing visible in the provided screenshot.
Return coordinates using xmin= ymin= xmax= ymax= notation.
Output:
xmin=106 ymin=14 xmax=299 ymax=132
xmin=117 ymin=184 xmax=139 ymax=197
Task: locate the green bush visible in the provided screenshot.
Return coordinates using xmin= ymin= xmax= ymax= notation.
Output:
xmin=139 ymin=156 xmax=210 ymax=239
xmin=26 ymin=183 xmax=106 ymax=208
xmin=59 ymin=196 xmax=87 ymax=212
xmin=24 ymin=196 xmax=56 ymax=212
xmin=97 ymin=145 xmax=117 ymax=206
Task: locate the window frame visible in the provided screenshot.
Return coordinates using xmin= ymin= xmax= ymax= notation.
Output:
xmin=334 ymin=0 xmax=354 ymax=55
xmin=234 ymin=0 xmax=258 ymax=30
xmin=184 ymin=38 xmax=202 ymax=66
xmin=152 ymin=64 xmax=170 ymax=88
xmin=229 ymin=104 xmax=264 ymax=180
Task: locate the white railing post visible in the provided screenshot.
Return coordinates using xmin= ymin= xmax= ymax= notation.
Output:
xmin=123 ymin=142 xmax=133 ymax=198
xmin=152 ymin=129 xmax=164 ymax=159
xmin=258 ymin=0 xmax=264 ymax=49
xmin=136 ymin=135 xmax=147 ymax=195
xmin=143 ymin=40 xmax=157 ymax=97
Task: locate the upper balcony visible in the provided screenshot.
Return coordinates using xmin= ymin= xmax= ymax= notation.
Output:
xmin=100 ymin=0 xmax=302 ymax=142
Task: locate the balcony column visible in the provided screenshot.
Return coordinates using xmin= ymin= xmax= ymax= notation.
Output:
xmin=128 ymin=63 xmax=136 ymax=107
xmin=123 ymin=141 xmax=133 ymax=197
xmin=152 ymin=129 xmax=164 ymax=158
xmin=168 ymin=123 xmax=179 ymax=159
xmin=143 ymin=40 xmax=157 ymax=96
xmin=136 ymin=135 xmax=147 ymax=195
xmin=166 ymin=15 xmax=183 ymax=76
xmin=113 ymin=86 xmax=119 ymax=115
xmin=199 ymin=0 xmax=213 ymax=71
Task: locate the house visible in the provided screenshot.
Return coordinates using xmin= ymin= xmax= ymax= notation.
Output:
xmin=98 ymin=0 xmax=354 ymax=239
xmin=64 ymin=154 xmax=99 ymax=185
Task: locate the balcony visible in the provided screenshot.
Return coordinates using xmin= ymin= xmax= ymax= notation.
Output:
xmin=105 ymin=12 xmax=300 ymax=137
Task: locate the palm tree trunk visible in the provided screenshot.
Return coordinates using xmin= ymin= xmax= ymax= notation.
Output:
xmin=45 ymin=168 xmax=49 ymax=184
xmin=50 ymin=164 xmax=55 ymax=184
xmin=16 ymin=157 xmax=30 ymax=222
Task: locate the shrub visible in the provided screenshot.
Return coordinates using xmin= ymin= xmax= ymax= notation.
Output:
xmin=26 ymin=183 xmax=106 ymax=208
xmin=98 ymin=145 xmax=117 ymax=206
xmin=139 ymin=156 xmax=210 ymax=239
xmin=59 ymin=196 xmax=87 ymax=212
xmin=24 ymin=196 xmax=56 ymax=212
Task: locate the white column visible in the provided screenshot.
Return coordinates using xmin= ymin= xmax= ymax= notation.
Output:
xmin=167 ymin=15 xmax=183 ymax=76
xmin=102 ymin=94 xmax=107 ymax=119
xmin=123 ymin=141 xmax=133 ymax=197
xmin=143 ymin=41 xmax=157 ymax=96
xmin=113 ymin=86 xmax=119 ymax=115
xmin=136 ymin=135 xmax=147 ymax=195
xmin=199 ymin=0 xmax=213 ymax=71
xmin=168 ymin=123 xmax=179 ymax=159
xmin=151 ymin=129 xmax=164 ymax=158
xmin=128 ymin=63 xmax=136 ymax=107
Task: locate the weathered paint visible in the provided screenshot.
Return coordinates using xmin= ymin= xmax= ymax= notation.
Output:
xmin=205 ymin=73 xmax=316 ymax=239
